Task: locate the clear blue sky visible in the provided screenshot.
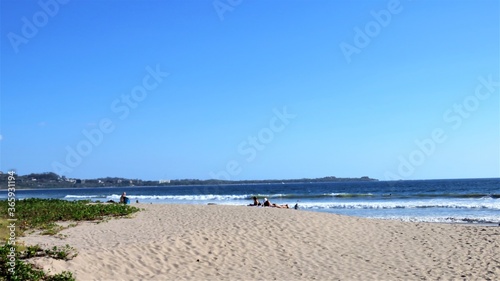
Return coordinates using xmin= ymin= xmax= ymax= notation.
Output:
xmin=1 ymin=0 xmax=499 ymax=181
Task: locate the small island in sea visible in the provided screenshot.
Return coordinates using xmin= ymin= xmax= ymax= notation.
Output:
xmin=0 ymin=171 xmax=377 ymax=189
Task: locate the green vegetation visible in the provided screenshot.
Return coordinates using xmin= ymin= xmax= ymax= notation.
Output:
xmin=0 ymin=199 xmax=140 ymax=280
xmin=0 ymin=198 xmax=139 ymax=235
xmin=0 ymin=243 xmax=75 ymax=281
xmin=0 ymin=218 xmax=14 ymax=243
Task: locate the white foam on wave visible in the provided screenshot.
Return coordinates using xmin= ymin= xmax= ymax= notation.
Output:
xmin=299 ymin=198 xmax=500 ymax=210
xmin=370 ymin=215 xmax=500 ymax=224
xmin=65 ymin=195 xmax=101 ymax=199
xmin=106 ymin=194 xmax=249 ymax=201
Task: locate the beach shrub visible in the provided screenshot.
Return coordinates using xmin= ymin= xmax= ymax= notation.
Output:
xmin=0 ymin=243 xmax=75 ymax=281
xmin=0 ymin=198 xmax=139 ymax=235
xmin=43 ymin=245 xmax=77 ymax=261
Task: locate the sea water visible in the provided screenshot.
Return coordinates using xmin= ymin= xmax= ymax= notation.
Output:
xmin=3 ymin=178 xmax=499 ymax=225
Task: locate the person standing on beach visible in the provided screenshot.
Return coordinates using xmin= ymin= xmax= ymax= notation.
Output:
xmin=120 ymin=192 xmax=128 ymax=204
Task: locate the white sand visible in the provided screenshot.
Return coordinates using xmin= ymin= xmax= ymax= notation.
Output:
xmin=22 ymin=204 xmax=500 ymax=280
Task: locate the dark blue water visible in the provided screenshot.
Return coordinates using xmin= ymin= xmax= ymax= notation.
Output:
xmin=3 ymin=178 xmax=499 ymax=224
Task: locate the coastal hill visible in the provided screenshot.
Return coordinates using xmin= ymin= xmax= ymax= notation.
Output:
xmin=0 ymin=171 xmax=377 ymax=189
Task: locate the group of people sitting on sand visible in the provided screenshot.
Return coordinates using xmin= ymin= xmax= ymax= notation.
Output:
xmin=248 ymin=196 xmax=289 ymax=208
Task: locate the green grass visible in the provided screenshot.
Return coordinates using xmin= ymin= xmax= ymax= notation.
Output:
xmin=0 ymin=199 xmax=140 ymax=280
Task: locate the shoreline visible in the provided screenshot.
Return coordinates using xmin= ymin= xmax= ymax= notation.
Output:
xmin=5 ymin=178 xmax=499 ymax=228
xmin=297 ymin=208 xmax=500 ymax=227
xmin=7 ymin=193 xmax=500 ymax=225
xmin=21 ymin=204 xmax=500 ymax=280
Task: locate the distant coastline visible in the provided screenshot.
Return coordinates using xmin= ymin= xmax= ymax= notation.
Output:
xmin=0 ymin=172 xmax=377 ymax=189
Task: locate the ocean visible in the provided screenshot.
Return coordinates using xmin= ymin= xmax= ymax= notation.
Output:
xmin=3 ymin=178 xmax=499 ymax=225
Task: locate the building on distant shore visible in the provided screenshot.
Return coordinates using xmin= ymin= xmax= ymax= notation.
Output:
xmin=159 ymin=179 xmax=170 ymax=184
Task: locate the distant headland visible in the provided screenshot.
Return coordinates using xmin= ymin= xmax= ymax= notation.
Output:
xmin=0 ymin=171 xmax=378 ymax=189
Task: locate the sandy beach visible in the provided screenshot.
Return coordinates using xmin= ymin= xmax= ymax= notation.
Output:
xmin=22 ymin=204 xmax=499 ymax=280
